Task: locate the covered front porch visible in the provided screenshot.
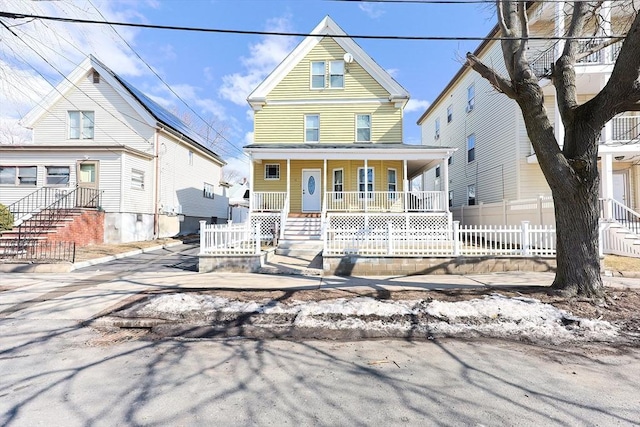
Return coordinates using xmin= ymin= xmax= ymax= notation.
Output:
xmin=245 ymin=143 xmax=455 ymax=217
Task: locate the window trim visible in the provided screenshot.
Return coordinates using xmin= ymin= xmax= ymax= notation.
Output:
xmin=329 ymin=60 xmax=345 ymax=89
xmin=68 ymin=110 xmax=95 ymax=140
xmin=332 ymin=168 xmax=344 ymax=200
xmin=188 ymin=150 xmax=194 ymax=166
xmin=310 ymin=61 xmax=326 ymax=89
xmin=387 ymin=168 xmax=398 ymax=200
xmin=434 ymin=117 xmax=440 ymax=140
xmin=356 ymin=114 xmax=372 ymax=143
xmin=45 ymin=166 xmax=70 ymax=186
xmin=203 ymin=182 xmax=215 ymax=199
xmin=0 ymin=165 xmax=37 ymax=187
xmin=467 ymin=133 xmax=476 ymax=163
xmin=131 ymin=169 xmax=145 ymax=190
xmin=264 ymin=163 xmax=280 ymax=180
xmin=305 ymin=114 xmax=320 ymax=143
xmin=435 ymin=165 xmax=441 ymax=178
xmin=357 ymin=166 xmax=374 ymax=199
xmin=447 ymin=105 xmax=453 ymax=123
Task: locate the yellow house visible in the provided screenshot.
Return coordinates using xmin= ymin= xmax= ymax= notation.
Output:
xmin=245 ymin=16 xmax=454 ymax=252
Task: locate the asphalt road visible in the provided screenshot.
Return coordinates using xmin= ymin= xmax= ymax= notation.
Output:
xmin=1 ymin=320 xmax=638 ymax=426
xmin=74 ymin=243 xmax=200 ymax=274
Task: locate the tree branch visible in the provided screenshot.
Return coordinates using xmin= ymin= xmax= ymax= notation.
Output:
xmin=466 ymin=53 xmax=516 ymax=98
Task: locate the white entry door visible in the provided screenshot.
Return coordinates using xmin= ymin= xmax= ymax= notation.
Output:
xmin=612 ymin=172 xmax=628 ymax=206
xmin=302 ymin=170 xmax=321 ymax=212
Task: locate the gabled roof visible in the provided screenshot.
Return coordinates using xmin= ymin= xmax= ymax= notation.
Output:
xmin=21 ymin=55 xmax=225 ymax=165
xmin=247 ymin=16 xmax=410 ymax=105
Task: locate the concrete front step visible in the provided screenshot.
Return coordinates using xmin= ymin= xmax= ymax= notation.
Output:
xmin=275 ymin=240 xmax=324 ymax=257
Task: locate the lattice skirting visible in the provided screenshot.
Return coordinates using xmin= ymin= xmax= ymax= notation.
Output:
xmin=250 ymin=213 xmax=281 ymax=241
xmin=326 ymin=213 xmax=450 ymax=230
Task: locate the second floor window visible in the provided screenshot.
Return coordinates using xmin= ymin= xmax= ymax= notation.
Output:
xmin=203 ymin=182 xmax=215 ymax=199
xmin=69 ymin=111 xmax=94 ymax=139
xmin=467 ymin=84 xmax=476 ymax=112
xmin=467 ymin=133 xmax=476 ymax=162
xmin=311 ymin=61 xmax=325 ymax=89
xmin=435 ymin=117 xmax=440 ymax=139
xmin=447 ymin=105 xmax=453 ymax=123
xmin=356 ymin=114 xmax=371 ymax=142
xmin=46 ymin=166 xmax=70 ymax=185
xmin=305 ymin=115 xmax=319 ymax=142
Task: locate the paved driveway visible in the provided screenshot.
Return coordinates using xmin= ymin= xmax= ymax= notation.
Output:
xmin=74 ymin=243 xmax=200 ymax=274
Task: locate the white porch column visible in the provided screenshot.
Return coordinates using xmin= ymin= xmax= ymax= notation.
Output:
xmin=442 ymin=157 xmax=450 ymax=212
xmin=249 ymin=159 xmax=254 ymax=212
xmin=323 ymin=159 xmax=327 ymax=214
xmin=403 ymin=159 xmax=409 ymax=213
xmin=554 ymin=0 xmax=566 ymax=148
xmin=364 ymin=158 xmax=368 ymax=214
xmin=601 ymin=153 xmax=614 ymax=220
xmin=286 ymin=158 xmax=291 ymax=207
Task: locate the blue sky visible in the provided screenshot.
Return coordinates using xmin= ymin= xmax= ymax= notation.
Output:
xmin=0 ymin=0 xmax=497 ymax=176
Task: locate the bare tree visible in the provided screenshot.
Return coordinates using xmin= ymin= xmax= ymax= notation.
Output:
xmin=466 ymin=1 xmax=640 ymax=297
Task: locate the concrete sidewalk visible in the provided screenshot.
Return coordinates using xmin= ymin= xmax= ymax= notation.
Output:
xmin=1 ymin=270 xmax=638 ymax=325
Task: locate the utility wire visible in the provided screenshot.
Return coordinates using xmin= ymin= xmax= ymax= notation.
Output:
xmin=85 ymin=0 xmax=247 ymax=160
xmin=0 ymin=11 xmax=627 ymax=40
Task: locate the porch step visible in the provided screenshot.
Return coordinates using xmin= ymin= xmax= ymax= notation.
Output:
xmin=282 ymin=216 xmax=322 ymax=242
xmin=275 ymin=240 xmax=324 ymax=257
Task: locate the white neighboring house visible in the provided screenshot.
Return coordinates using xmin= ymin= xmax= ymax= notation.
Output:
xmin=0 ymin=55 xmax=228 ymax=244
xmin=417 ymin=1 xmax=640 ymax=218
xmin=228 ymin=178 xmax=250 ymax=224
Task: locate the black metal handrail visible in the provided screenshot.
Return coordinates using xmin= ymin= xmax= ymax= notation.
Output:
xmin=0 ymin=240 xmax=76 ymax=263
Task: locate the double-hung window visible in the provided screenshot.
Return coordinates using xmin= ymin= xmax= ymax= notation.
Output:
xmin=356 ymin=114 xmax=371 ymax=142
xmin=387 ymin=169 xmax=397 ymax=200
xmin=468 ymin=184 xmax=476 ymax=206
xmin=46 ymin=166 xmax=70 ymax=185
xmin=69 ymin=111 xmax=94 ymax=139
xmin=358 ymin=167 xmax=374 ymax=199
xmin=305 ymin=115 xmax=319 ymax=142
xmin=447 ymin=105 xmax=453 ymax=123
xmin=435 ymin=117 xmax=440 ymax=140
xmin=333 ymin=169 xmax=343 ymax=200
xmin=329 ymin=61 xmax=344 ymax=88
xmin=467 ymin=84 xmax=475 ymax=112
xmin=0 ymin=166 xmax=37 ymax=186
xmin=131 ymin=169 xmax=145 ymax=190
xmin=311 ymin=61 xmax=326 ymax=89
xmin=203 ymin=182 xmax=215 ymax=199
xmin=467 ymin=133 xmax=476 ymax=163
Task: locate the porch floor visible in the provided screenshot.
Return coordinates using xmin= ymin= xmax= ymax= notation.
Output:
xmin=259 ymin=251 xmax=323 ymax=276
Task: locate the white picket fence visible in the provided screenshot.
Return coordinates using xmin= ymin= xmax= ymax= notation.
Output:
xmin=199 ymin=221 xmax=260 ymax=255
xmin=324 ymin=221 xmax=556 ymax=257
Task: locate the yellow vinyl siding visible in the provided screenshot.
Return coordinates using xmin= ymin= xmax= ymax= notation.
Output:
xmin=269 ymin=38 xmax=389 ymax=100
xmin=254 ymin=103 xmax=402 ymax=143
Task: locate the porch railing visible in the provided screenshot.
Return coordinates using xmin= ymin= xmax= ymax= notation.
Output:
xmin=325 ymin=191 xmax=445 ymax=212
xmin=252 ymin=192 xmax=287 ymax=211
xmin=530 ymin=39 xmax=623 ymax=79
xmin=609 ymin=115 xmax=640 ymax=145
xmin=599 ymin=198 xmax=640 ymax=235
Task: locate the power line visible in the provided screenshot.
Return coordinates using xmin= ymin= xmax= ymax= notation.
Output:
xmin=85 ymin=0 xmax=247 ymax=160
xmin=0 ymin=11 xmax=627 ymax=41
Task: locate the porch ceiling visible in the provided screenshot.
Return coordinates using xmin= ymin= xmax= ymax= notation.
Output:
xmin=244 ymin=143 xmax=456 ymax=178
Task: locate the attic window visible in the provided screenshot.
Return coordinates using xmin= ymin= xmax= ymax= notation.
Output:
xmin=92 ymin=71 xmax=100 ymax=84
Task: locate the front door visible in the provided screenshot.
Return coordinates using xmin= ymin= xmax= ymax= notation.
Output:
xmin=302 ymin=169 xmax=321 ymax=212
xmin=612 ymin=172 xmax=628 ymax=206
xmin=76 ymin=161 xmax=99 ymax=208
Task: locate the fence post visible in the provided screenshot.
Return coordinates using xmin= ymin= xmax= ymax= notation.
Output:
xmin=255 ymin=222 xmax=261 ymax=255
xmin=521 ymin=221 xmax=530 ymax=256
xmin=387 ymin=222 xmax=393 ymax=255
xmin=453 ymin=221 xmax=460 ymax=256
xmin=199 ymin=220 xmax=206 ymax=254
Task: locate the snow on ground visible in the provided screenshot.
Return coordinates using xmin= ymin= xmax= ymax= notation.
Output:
xmin=135 ymin=293 xmax=619 ymax=343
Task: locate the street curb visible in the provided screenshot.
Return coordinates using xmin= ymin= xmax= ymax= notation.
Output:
xmin=71 ymin=239 xmax=198 ymax=271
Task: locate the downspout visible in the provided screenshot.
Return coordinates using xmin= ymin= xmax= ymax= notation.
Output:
xmin=153 ymin=131 xmax=160 ymax=238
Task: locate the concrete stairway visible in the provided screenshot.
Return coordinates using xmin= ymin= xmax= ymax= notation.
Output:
xmin=275 ymin=214 xmax=324 ymax=257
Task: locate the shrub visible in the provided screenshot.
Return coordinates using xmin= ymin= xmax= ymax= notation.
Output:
xmin=0 ymin=204 xmax=13 ymax=231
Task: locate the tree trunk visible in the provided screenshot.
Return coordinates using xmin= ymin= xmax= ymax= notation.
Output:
xmin=551 ymin=186 xmax=604 ymax=297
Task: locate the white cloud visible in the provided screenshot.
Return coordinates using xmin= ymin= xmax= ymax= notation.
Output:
xmin=405 ymin=99 xmax=431 ymax=113
xmin=244 ymin=131 xmax=255 ymax=144
xmin=386 ymin=68 xmax=399 ymax=78
xmin=358 ymin=4 xmax=386 ymax=19
xmin=219 ymin=16 xmax=298 ymax=106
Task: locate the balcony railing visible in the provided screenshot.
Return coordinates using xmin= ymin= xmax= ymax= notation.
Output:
xmin=609 ymin=115 xmax=640 ymax=145
xmin=325 ymin=191 xmax=445 ymax=213
xmin=530 ymin=39 xmax=623 ymax=79
xmin=251 ymin=192 xmax=287 ymax=211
